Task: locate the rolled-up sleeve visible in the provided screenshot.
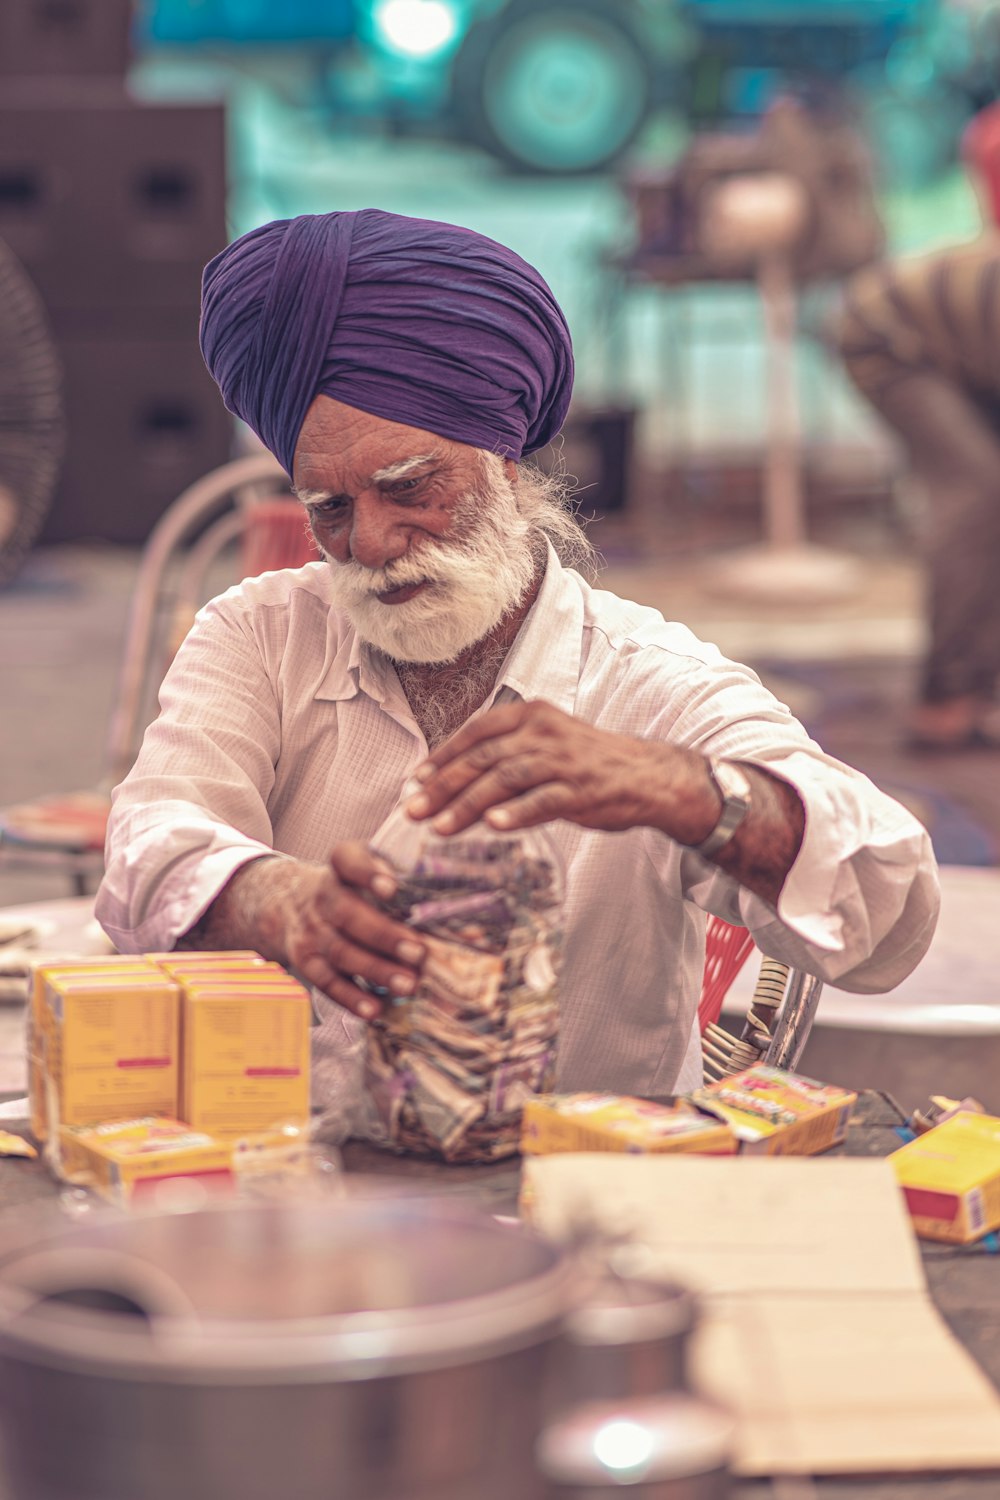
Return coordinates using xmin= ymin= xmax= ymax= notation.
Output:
xmin=737 ymin=748 xmax=940 ymax=991
xmin=633 ymin=645 xmax=941 ymax=995
xmin=96 ymin=597 xmax=282 ymax=954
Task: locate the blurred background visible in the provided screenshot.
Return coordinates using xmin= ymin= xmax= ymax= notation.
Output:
xmin=3 ymin=0 xmax=1000 ymax=906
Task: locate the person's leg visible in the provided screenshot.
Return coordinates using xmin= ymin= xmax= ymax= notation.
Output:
xmin=873 ymin=371 xmax=1000 ymax=743
xmin=834 ymin=254 xmax=1000 ymax=745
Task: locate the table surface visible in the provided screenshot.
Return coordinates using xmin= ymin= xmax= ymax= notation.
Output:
xmin=0 ymin=1092 xmax=998 ymax=1500
xmin=2 ymin=897 xmax=1000 ymax=1494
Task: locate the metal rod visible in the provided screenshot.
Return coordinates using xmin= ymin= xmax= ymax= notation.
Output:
xmin=765 ymin=970 xmax=825 ymax=1072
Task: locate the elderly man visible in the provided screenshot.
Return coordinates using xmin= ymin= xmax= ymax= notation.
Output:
xmin=96 ymin=209 xmax=939 ymax=1102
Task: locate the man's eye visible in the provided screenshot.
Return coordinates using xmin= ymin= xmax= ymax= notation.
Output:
xmin=390 ymin=476 xmax=424 ymax=496
xmin=312 ymin=500 xmax=346 ymax=518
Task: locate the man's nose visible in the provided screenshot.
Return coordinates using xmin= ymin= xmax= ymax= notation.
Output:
xmin=348 ymin=492 xmax=409 ymax=570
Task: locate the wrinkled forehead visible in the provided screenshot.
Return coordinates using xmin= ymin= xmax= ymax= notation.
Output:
xmin=292 ymin=393 xmax=491 ymax=495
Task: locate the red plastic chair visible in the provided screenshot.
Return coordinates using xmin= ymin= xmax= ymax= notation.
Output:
xmin=698 ymin=916 xmax=756 ymax=1034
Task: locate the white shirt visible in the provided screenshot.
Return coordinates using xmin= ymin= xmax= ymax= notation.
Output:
xmin=97 ymin=549 xmax=940 ymax=1099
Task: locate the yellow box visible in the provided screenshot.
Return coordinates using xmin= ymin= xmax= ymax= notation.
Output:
xmin=154 ymin=955 xmax=275 ymax=979
xmin=521 ymin=1093 xmax=737 ymax=1156
xmin=58 ymin=1116 xmax=234 ymax=1204
xmin=687 ymin=1065 xmax=856 ymax=1156
xmin=148 ymin=950 xmax=266 ymax=967
xmin=890 ymin=1111 xmax=1000 ymax=1243
xmin=28 ymin=958 xmax=161 ymax=1143
xmin=180 ymin=978 xmax=311 ymax=1138
xmin=44 ymin=971 xmax=180 ymax=1136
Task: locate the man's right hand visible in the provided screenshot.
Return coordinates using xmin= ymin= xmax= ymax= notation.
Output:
xmin=178 ymin=844 xmax=426 ymax=1022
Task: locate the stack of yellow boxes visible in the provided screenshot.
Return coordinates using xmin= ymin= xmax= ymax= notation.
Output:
xmin=29 ymin=955 xmax=180 ymax=1145
xmin=156 ymin=953 xmax=311 ymax=1139
xmin=30 ymin=950 xmax=312 ymax=1204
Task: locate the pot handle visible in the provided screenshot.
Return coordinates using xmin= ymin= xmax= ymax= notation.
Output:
xmin=0 ymin=1246 xmax=201 ymax=1334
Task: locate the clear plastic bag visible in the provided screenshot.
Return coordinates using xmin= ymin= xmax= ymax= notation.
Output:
xmin=358 ymin=793 xmax=565 ymax=1163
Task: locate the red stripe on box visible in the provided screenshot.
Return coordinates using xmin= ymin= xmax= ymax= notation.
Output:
xmin=245 ymin=1067 xmax=300 ymax=1078
xmin=131 ymin=1169 xmax=234 ymax=1198
xmin=903 ymin=1186 xmax=960 ymax=1223
xmin=116 ymin=1058 xmax=171 ymax=1069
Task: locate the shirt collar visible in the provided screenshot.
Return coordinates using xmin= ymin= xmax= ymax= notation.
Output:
xmin=314 ymin=540 xmax=584 ymax=714
xmin=493 ymin=541 xmax=582 ymax=714
xmin=314 ymin=614 xmax=390 ymax=705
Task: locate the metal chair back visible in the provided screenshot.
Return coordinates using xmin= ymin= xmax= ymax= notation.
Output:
xmin=700 ymin=917 xmax=824 ymax=1080
xmin=0 ymin=454 xmax=313 ymax=893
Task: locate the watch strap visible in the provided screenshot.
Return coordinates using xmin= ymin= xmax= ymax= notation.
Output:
xmin=693 ymin=759 xmax=752 ymax=859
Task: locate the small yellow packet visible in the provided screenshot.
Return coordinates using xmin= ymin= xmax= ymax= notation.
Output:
xmin=0 ymin=1130 xmax=37 ymax=1160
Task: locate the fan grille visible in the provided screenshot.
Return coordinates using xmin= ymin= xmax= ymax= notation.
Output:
xmin=0 ymin=236 xmax=64 ymax=585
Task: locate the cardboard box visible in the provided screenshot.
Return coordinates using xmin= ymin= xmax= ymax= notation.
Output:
xmin=521 ymin=1092 xmax=737 ymax=1156
xmin=58 ymin=1116 xmax=314 ymax=1206
xmin=29 ymin=958 xmax=169 ymax=1142
xmin=520 ymin=1152 xmax=1000 ymax=1477
xmin=43 ymin=970 xmax=180 ymax=1137
xmin=152 ymin=952 xmax=270 ymax=973
xmin=687 ymin=1065 xmax=856 ymax=1156
xmin=179 ymin=976 xmax=311 ymax=1138
xmin=890 ymin=1111 xmax=1000 ymax=1244
xmin=58 ymin=1116 xmax=234 ymax=1204
xmin=28 ymin=966 xmax=176 ymax=1140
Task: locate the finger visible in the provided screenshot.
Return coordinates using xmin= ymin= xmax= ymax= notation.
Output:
xmin=295 ymin=922 xmax=422 ymax=1016
xmin=327 ymin=930 xmax=421 ymax=1001
xmin=299 ymin=954 xmax=389 ymax=1023
xmin=406 ymin=731 xmax=529 ymax=820
xmin=481 ymin=783 xmax=576 ymax=831
xmin=415 ymin=701 xmax=531 ymax=776
xmin=330 ymin=889 xmax=426 ymax=970
xmin=423 ymin=757 xmax=563 ymax=835
xmin=329 ymin=841 xmax=399 ymax=900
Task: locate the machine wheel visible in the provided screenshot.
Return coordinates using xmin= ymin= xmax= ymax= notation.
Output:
xmin=451 ymin=0 xmax=653 ymax=175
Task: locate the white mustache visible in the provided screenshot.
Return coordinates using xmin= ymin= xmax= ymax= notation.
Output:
xmin=333 ymin=539 xmax=465 ymax=604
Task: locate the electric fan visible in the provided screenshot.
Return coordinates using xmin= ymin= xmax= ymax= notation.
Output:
xmin=0 ymin=236 xmax=63 ymax=588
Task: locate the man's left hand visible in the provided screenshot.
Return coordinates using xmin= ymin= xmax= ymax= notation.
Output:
xmin=407 ymin=699 xmax=707 ymax=840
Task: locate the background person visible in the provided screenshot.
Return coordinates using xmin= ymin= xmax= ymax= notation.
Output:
xmin=835 ymin=106 xmax=1000 ymax=751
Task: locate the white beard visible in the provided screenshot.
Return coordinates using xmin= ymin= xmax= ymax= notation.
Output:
xmin=322 ymin=458 xmax=539 ymax=665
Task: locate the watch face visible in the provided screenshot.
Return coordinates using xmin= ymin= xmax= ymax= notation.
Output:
xmin=694 ymin=760 xmax=752 ymax=858
xmin=714 ymin=760 xmax=752 ymax=806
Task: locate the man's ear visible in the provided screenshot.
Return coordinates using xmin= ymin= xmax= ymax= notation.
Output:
xmin=503 ymin=458 xmax=519 ymax=486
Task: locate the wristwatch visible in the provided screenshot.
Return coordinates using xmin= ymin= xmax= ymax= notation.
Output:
xmin=693 ymin=759 xmax=752 ymax=859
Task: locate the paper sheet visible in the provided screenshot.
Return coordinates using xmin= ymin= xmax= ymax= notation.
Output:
xmin=522 ymin=1154 xmax=1000 ymax=1477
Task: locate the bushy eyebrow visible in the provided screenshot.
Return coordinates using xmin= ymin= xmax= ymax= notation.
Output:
xmin=293 ymin=453 xmax=440 ymax=507
xmin=370 ymin=453 xmax=439 ymax=484
xmin=294 ymin=486 xmax=337 ymax=507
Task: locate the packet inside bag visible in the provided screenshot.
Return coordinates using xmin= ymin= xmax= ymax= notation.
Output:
xmin=357 ymin=797 xmax=565 ymax=1163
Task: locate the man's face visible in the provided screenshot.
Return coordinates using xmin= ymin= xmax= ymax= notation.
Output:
xmin=292 ymin=395 xmax=537 ymax=665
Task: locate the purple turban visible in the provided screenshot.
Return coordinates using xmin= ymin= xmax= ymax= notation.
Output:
xmin=199 ymin=208 xmax=574 ymax=476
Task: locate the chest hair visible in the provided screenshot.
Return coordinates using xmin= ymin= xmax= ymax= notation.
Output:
xmin=395 ymin=637 xmax=511 ymax=749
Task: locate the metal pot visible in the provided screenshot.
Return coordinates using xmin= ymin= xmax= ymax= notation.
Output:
xmin=0 ymin=1194 xmax=733 ymax=1500
xmin=0 ymin=1194 xmax=575 ymax=1500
